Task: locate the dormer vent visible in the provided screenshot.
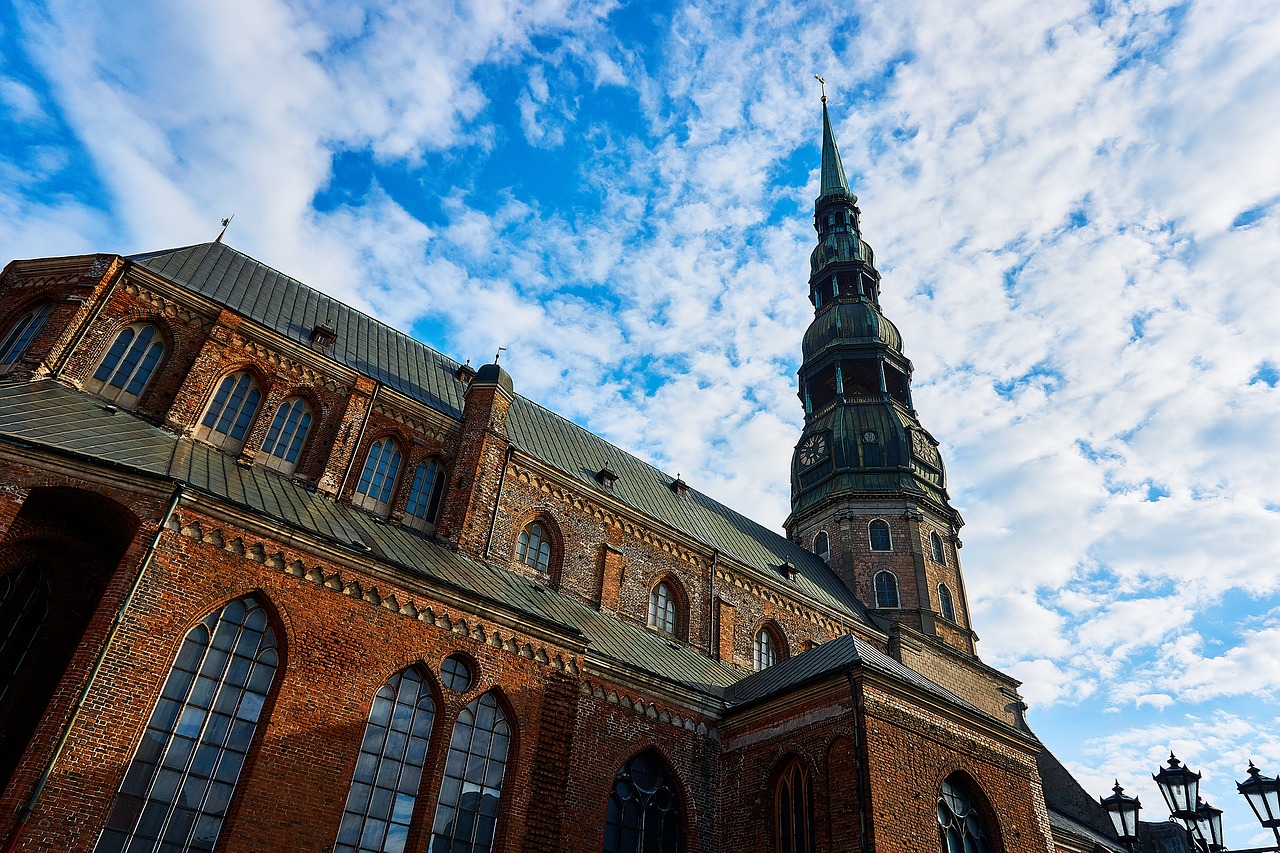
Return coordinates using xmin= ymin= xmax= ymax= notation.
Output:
xmin=455 ymin=359 xmax=476 ymax=383
xmin=670 ymin=476 xmax=689 ymax=496
xmin=596 ymin=467 xmax=618 ymax=490
xmin=310 ymin=324 xmax=337 ymax=349
xmin=777 ymin=561 xmax=798 ymax=581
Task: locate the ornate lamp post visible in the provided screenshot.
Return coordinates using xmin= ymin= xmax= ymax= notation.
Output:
xmin=1192 ymin=798 xmax=1225 ymax=853
xmin=1238 ymin=762 xmax=1280 ymax=849
xmin=1101 ymin=781 xmax=1143 ymax=852
xmin=1154 ymin=753 xmax=1205 ymax=851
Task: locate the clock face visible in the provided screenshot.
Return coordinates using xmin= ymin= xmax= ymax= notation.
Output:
xmin=797 ymin=433 xmax=828 ymax=467
xmin=911 ymin=429 xmax=940 ymax=466
xmin=862 ymin=430 xmax=877 ymax=443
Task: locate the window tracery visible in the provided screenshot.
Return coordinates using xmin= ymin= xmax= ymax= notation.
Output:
xmin=259 ymin=397 xmax=313 ymax=475
xmin=354 ymin=438 xmax=403 ymax=515
xmin=516 ymin=521 xmax=552 ymax=573
xmin=195 ymin=371 xmax=263 ymax=454
xmin=603 ymin=750 xmax=685 ymax=853
xmin=428 ymin=691 xmax=511 ymax=853
xmin=87 ymin=322 xmax=165 ymax=406
xmin=0 ymin=302 xmax=53 ymax=372
xmin=775 ymin=759 xmax=815 ymax=853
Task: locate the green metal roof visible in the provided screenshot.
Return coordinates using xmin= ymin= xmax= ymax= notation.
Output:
xmin=819 ymin=101 xmax=851 ymax=198
xmin=802 ymin=301 xmax=903 ymax=358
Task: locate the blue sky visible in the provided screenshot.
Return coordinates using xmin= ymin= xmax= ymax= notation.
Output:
xmin=3 ymin=0 xmax=1279 ymax=842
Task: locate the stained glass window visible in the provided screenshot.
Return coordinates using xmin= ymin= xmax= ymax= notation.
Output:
xmin=602 ymin=750 xmax=684 ymax=853
xmin=89 ymin=323 xmax=165 ymax=404
xmin=95 ymin=596 xmax=279 ymax=853
xmin=196 ymin=372 xmax=263 ymax=453
xmin=429 ymin=692 xmax=511 ymax=853
xmin=355 ymin=438 xmax=403 ymax=515
xmin=775 ymin=760 xmax=815 ymax=853
xmin=874 ymin=571 xmax=900 ymax=609
xmin=334 ymin=668 xmax=436 ymax=853
xmin=937 ymin=776 xmax=993 ymax=853
xmin=259 ymin=397 xmax=313 ymax=474
xmin=648 ymin=583 xmax=677 ymax=635
xmin=515 ymin=522 xmax=551 ymax=573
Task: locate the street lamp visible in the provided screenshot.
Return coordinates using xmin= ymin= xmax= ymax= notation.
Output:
xmin=1192 ymin=798 xmax=1225 ymax=853
xmin=1155 ymin=753 xmax=1203 ymax=821
xmin=1237 ymin=762 xmax=1280 ymax=848
xmin=1101 ymin=781 xmax=1142 ymax=852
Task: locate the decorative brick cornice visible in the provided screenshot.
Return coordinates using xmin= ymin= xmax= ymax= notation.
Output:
xmin=167 ymin=511 xmax=583 ymax=677
xmin=714 ymin=565 xmax=845 ymax=635
xmin=121 ymin=280 xmax=210 ymax=329
xmin=225 ymin=331 xmax=345 ymax=391
xmin=372 ymin=399 xmax=451 ymax=444
xmin=580 ymin=679 xmax=716 ymax=737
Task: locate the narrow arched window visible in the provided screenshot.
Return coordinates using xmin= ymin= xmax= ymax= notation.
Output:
xmin=429 ymin=691 xmax=511 ymax=853
xmin=937 ymin=775 xmax=994 ymax=853
xmin=403 ymin=458 xmax=445 ymax=532
xmin=195 ymin=371 xmax=263 ymax=454
xmin=354 ymin=438 xmax=403 ymax=515
xmin=0 ymin=562 xmax=50 ymax=703
xmin=516 ymin=521 xmax=552 ymax=573
xmin=938 ymin=584 xmax=956 ymax=622
xmin=869 ymin=520 xmax=892 ymax=551
xmin=648 ymin=582 xmax=677 ymax=635
xmin=87 ymin=323 xmax=165 ymax=405
xmin=930 ymin=531 xmax=946 ymax=565
xmin=95 ymin=596 xmax=279 ymax=853
xmin=334 ymin=668 xmax=436 ymax=853
xmin=754 ymin=627 xmax=778 ymax=671
xmin=812 ymin=531 xmax=830 ymax=562
xmin=258 ymin=397 xmax=313 ymax=475
xmin=603 ymin=750 xmax=685 ymax=853
xmin=874 ymin=571 xmax=900 ymax=609
xmin=0 ymin=302 xmax=54 ymax=371
xmin=775 ymin=760 xmax=815 ymax=853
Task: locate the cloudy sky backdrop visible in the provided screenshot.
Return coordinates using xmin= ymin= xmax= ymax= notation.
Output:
xmin=3 ymin=0 xmax=1278 ymax=842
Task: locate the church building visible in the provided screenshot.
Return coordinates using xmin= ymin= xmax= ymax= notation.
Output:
xmin=0 ymin=101 xmax=1123 ymax=853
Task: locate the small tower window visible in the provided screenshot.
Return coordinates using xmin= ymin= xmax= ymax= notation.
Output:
xmin=938 ymin=583 xmax=956 ymax=622
xmin=354 ymin=437 xmax=403 ymax=515
xmin=874 ymin=571 xmax=900 ymax=609
xmin=516 ymin=521 xmax=552 ymax=573
xmin=403 ymin=458 xmax=446 ymax=532
xmin=258 ymin=397 xmax=313 ymax=475
xmin=86 ymin=322 xmax=165 ymax=406
xmin=195 ymin=371 xmax=263 ymax=454
xmin=930 ymin=531 xmax=946 ymax=565
xmin=648 ymin=581 xmax=678 ymax=636
xmin=0 ymin=302 xmax=53 ymax=372
xmin=869 ymin=520 xmax=892 ymax=551
xmin=812 ymin=531 xmax=830 ymax=563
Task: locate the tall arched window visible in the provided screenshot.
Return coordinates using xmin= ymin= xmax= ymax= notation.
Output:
xmin=429 ymin=691 xmax=511 ymax=853
xmin=603 ymin=750 xmax=685 ymax=853
xmin=648 ymin=581 xmax=678 ymax=636
xmin=516 ymin=521 xmax=552 ymax=573
xmin=354 ymin=438 xmax=403 ymax=515
xmin=874 ymin=571 xmax=900 ymax=609
xmin=812 ymin=531 xmax=830 ymax=562
xmin=775 ymin=759 xmax=815 ymax=853
xmin=95 ymin=596 xmax=279 ymax=853
xmin=937 ymin=775 xmax=994 ymax=853
xmin=258 ymin=397 xmax=313 ymax=475
xmin=403 ymin=458 xmax=445 ymax=532
xmin=754 ymin=627 xmax=779 ymax=671
xmin=938 ymin=584 xmax=956 ymax=622
xmin=195 ymin=371 xmax=263 ymax=454
xmin=334 ymin=668 xmax=436 ymax=853
xmin=0 ymin=562 xmax=49 ymax=703
xmin=86 ymin=323 xmax=165 ymax=406
xmin=930 ymin=531 xmax=947 ymax=565
xmin=869 ymin=520 xmax=892 ymax=551
xmin=0 ymin=302 xmax=53 ymax=372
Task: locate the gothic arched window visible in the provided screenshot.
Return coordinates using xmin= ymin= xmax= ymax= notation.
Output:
xmin=403 ymin=458 xmax=445 ymax=532
xmin=930 ymin=531 xmax=947 ymax=565
xmin=874 ymin=571 xmax=900 ymax=609
xmin=0 ymin=562 xmax=49 ymax=703
xmin=334 ymin=668 xmax=436 ymax=853
xmin=428 ymin=691 xmax=512 ymax=853
xmin=516 ymin=521 xmax=552 ymax=573
xmin=258 ymin=397 xmax=313 ymax=475
xmin=648 ymin=581 xmax=678 ymax=636
xmin=87 ymin=323 xmax=165 ymax=406
xmin=775 ymin=759 xmax=815 ymax=853
xmin=195 ymin=371 xmax=263 ymax=454
xmin=869 ymin=520 xmax=892 ymax=551
xmin=603 ymin=750 xmax=685 ymax=853
xmin=938 ymin=584 xmax=956 ymax=622
xmin=754 ymin=626 xmax=780 ymax=671
xmin=95 ymin=596 xmax=279 ymax=853
xmin=937 ymin=775 xmax=995 ymax=853
xmin=812 ymin=531 xmax=830 ymax=562
xmin=0 ymin=302 xmax=53 ymax=371
xmin=354 ymin=438 xmax=403 ymax=515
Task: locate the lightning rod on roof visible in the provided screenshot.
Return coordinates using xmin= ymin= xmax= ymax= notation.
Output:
xmin=215 ymin=214 xmax=235 ymax=244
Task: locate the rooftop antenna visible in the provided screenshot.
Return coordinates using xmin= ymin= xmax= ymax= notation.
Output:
xmin=494 ymin=346 xmax=507 ymax=363
xmin=814 ymin=75 xmax=827 ymax=103
xmin=215 ymin=215 xmax=235 ymax=244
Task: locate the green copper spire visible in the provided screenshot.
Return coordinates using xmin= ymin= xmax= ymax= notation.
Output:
xmin=819 ymin=99 xmax=850 ymax=197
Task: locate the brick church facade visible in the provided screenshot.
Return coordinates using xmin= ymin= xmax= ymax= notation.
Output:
xmin=0 ymin=103 xmax=1123 ymax=852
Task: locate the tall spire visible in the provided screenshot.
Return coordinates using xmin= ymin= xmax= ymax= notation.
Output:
xmin=820 ymin=100 xmax=850 ymax=197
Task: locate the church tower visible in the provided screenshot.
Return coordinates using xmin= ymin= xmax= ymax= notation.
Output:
xmin=786 ymin=97 xmax=978 ymax=655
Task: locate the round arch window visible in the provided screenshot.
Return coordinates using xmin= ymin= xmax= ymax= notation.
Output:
xmin=440 ymin=653 xmax=473 ymax=692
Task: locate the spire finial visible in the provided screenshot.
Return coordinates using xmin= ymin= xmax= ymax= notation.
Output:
xmin=494 ymin=346 xmax=506 ymax=363
xmin=215 ymin=215 xmax=234 ymax=244
xmin=815 ymin=75 xmax=826 ymax=103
